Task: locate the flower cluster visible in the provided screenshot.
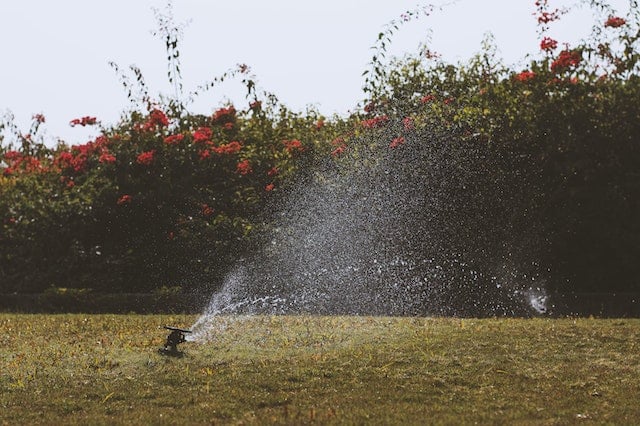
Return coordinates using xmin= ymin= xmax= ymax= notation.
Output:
xmin=283 ymin=139 xmax=304 ymax=153
xmin=420 ymin=94 xmax=436 ymax=103
xmin=164 ymin=134 xmax=185 ymax=145
xmin=389 ymin=136 xmax=405 ymax=149
xmin=330 ymin=137 xmax=347 ymax=157
xmin=540 ymin=37 xmax=558 ymax=52
xmin=402 ymin=117 xmax=414 ymax=131
xmin=117 ymin=194 xmax=132 ymax=205
xmin=1 ymin=151 xmax=44 ymax=176
xmin=551 ymin=49 xmax=581 ymax=73
xmin=604 ymin=16 xmax=626 ymax=28
xmin=236 ymin=159 xmax=252 ymax=175
xmin=212 ymin=106 xmax=236 ymax=129
xmin=69 ymin=116 xmax=97 ymax=127
xmin=193 ymin=127 xmax=212 ymax=143
xmin=213 ymin=141 xmax=243 ymax=155
xmin=141 ymin=109 xmax=169 ymax=132
xmin=99 ymin=152 xmax=116 ymax=164
xmin=514 ymin=70 xmax=536 ymax=82
xmin=136 ymin=150 xmax=155 ymax=166
xmin=361 ymin=115 xmax=390 ymax=129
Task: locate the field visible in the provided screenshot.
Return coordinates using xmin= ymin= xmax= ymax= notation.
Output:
xmin=1 ymin=314 xmax=639 ymax=425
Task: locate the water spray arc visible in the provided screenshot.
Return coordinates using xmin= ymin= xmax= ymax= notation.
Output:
xmin=189 ymin=124 xmax=549 ymax=340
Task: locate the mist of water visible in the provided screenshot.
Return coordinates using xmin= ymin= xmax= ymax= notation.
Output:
xmin=189 ymin=125 xmax=549 ymax=340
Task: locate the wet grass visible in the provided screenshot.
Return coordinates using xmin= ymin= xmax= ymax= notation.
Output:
xmin=1 ymin=314 xmax=639 ymax=424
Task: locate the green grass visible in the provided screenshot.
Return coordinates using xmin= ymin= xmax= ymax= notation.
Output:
xmin=1 ymin=314 xmax=639 ymax=425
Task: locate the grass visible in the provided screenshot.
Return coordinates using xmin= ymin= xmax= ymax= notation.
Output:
xmin=1 ymin=314 xmax=639 ymax=425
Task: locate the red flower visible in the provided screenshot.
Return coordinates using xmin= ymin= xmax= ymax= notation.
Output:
xmin=213 ymin=141 xmax=243 ymax=155
xmin=331 ymin=137 xmax=347 ymax=156
xmin=236 ymin=159 xmax=252 ymax=175
xmin=403 ymin=117 xmax=414 ymax=131
xmin=99 ymin=152 xmax=116 ymax=164
xmin=164 ymin=134 xmax=184 ymax=145
xmin=69 ymin=116 xmax=97 ymax=127
xmin=540 ymin=37 xmax=558 ymax=52
xmin=331 ymin=145 xmax=346 ymax=156
xmin=389 ymin=136 xmax=405 ymax=149
xmin=56 ymin=150 xmax=87 ymax=173
xmin=249 ymin=100 xmax=262 ymax=110
xmin=212 ymin=106 xmax=236 ymax=123
xmin=604 ymin=16 xmax=626 ymax=28
xmin=201 ymin=204 xmax=214 ymax=216
xmin=265 ymin=183 xmax=275 ymax=192
xmin=142 ymin=109 xmax=169 ymax=131
xmin=117 ymin=194 xmax=132 ymax=205
xmin=267 ymin=167 xmax=279 ymax=176
xmin=149 ymin=109 xmax=169 ymax=126
xmin=514 ymin=70 xmax=536 ymax=82
xmin=361 ymin=115 xmax=389 ymax=129
xmin=32 ymin=113 xmax=46 ymax=123
xmin=537 ymin=10 xmax=560 ymax=24
xmin=443 ymin=97 xmax=455 ymax=105
xmin=136 ymin=150 xmax=155 ymax=166
xmin=315 ymin=119 xmax=325 ymax=130
xmin=198 ymin=149 xmax=211 ymax=160
xmin=420 ymin=94 xmax=436 ymax=103
xmin=283 ymin=139 xmax=304 ymax=153
xmin=551 ymin=49 xmax=581 ymax=73
xmin=193 ymin=127 xmax=212 ymax=143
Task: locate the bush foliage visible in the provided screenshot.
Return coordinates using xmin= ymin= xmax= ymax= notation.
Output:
xmin=1 ymin=0 xmax=638 ymax=297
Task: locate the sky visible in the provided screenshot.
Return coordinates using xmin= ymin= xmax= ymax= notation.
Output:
xmin=0 ymin=0 xmax=630 ymax=146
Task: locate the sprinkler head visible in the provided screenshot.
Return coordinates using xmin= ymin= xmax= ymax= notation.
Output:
xmin=158 ymin=325 xmax=192 ymax=356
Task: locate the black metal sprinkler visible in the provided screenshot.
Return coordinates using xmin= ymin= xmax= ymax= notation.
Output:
xmin=159 ymin=325 xmax=192 ymax=356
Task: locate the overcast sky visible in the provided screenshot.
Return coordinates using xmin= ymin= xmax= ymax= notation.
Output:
xmin=0 ymin=0 xmax=630 ymax=146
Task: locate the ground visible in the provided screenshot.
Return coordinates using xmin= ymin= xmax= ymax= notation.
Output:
xmin=1 ymin=314 xmax=639 ymax=424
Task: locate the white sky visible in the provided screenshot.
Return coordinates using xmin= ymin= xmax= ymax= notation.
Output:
xmin=0 ymin=0 xmax=630 ymax=146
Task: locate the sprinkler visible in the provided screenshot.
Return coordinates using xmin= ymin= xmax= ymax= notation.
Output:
xmin=159 ymin=325 xmax=192 ymax=356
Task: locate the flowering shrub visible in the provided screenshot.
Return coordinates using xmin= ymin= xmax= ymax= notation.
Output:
xmin=0 ymin=92 xmax=336 ymax=292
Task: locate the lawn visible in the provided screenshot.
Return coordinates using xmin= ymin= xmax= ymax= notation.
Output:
xmin=1 ymin=314 xmax=639 ymax=424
